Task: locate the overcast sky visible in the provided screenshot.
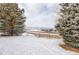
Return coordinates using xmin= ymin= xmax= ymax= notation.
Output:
xmin=19 ymin=3 xmax=60 ymax=29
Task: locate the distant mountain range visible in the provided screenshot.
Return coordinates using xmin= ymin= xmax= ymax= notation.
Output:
xmin=26 ymin=27 xmax=55 ymax=30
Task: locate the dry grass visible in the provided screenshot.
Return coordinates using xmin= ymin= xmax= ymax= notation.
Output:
xmin=60 ymin=44 xmax=79 ymax=53
xmin=34 ymin=33 xmax=62 ymax=39
xmin=29 ymin=31 xmax=62 ymax=39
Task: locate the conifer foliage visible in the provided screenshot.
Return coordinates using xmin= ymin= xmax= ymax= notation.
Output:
xmin=56 ymin=3 xmax=79 ymax=48
xmin=0 ymin=3 xmax=26 ymax=36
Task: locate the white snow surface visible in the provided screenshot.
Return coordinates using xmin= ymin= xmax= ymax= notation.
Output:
xmin=0 ymin=35 xmax=78 ymax=55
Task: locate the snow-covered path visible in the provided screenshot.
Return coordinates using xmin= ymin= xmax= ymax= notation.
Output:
xmin=0 ymin=35 xmax=78 ymax=55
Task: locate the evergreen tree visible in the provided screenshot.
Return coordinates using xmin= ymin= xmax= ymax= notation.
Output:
xmin=0 ymin=3 xmax=26 ymax=36
xmin=56 ymin=3 xmax=79 ymax=48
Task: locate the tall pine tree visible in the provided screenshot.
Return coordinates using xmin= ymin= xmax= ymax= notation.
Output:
xmin=56 ymin=3 xmax=79 ymax=48
xmin=0 ymin=3 xmax=26 ymax=36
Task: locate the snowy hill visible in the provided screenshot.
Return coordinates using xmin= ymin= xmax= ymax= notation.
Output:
xmin=0 ymin=35 xmax=78 ymax=55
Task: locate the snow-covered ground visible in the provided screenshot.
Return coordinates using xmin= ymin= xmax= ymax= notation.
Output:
xmin=0 ymin=34 xmax=78 ymax=55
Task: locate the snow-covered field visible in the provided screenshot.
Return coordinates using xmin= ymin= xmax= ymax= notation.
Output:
xmin=0 ymin=34 xmax=78 ymax=55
